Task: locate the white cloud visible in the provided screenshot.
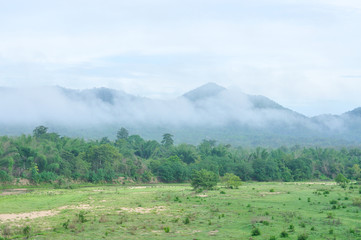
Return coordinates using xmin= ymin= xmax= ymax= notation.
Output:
xmin=0 ymin=0 xmax=360 ymax=116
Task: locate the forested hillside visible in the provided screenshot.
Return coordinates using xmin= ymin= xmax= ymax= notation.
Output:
xmin=0 ymin=126 xmax=360 ymax=184
xmin=2 ymin=84 xmax=361 ymax=147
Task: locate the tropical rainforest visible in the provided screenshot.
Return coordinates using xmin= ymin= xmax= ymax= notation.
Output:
xmin=1 ymin=125 xmax=360 ymax=185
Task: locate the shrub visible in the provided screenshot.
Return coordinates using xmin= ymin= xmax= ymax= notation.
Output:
xmin=353 ymin=198 xmax=361 ymax=207
xmin=62 ymin=219 xmax=70 ymax=229
xmin=289 ymin=224 xmax=295 ymax=231
xmin=78 ymin=211 xmax=87 ymax=223
xmin=164 ymin=226 xmax=170 ymax=233
xmin=335 ymin=173 xmax=349 ymax=186
xmin=191 ymin=169 xmax=218 ymax=190
xmin=251 ymin=227 xmax=261 ymax=236
xmin=183 ymin=217 xmax=190 ymax=224
xmin=23 ymin=226 xmax=31 ymax=238
xmin=280 ymin=231 xmax=289 ymax=238
xmin=298 ymin=233 xmax=308 ymax=240
xmin=222 ymin=173 xmax=242 ymax=189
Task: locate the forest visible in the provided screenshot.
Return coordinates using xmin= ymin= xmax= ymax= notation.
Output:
xmin=0 ymin=126 xmax=360 ymax=185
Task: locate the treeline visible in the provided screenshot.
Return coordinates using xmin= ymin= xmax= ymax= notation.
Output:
xmin=0 ymin=126 xmax=360 ymax=184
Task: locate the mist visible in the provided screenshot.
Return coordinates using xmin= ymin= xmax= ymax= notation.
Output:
xmin=0 ymin=85 xmax=314 ymax=127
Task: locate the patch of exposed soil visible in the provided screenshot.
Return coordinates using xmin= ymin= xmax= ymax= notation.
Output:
xmin=196 ymin=194 xmax=208 ymax=198
xmin=118 ymin=206 xmax=166 ymax=214
xmin=58 ymin=204 xmax=92 ymax=210
xmin=299 ymin=182 xmax=336 ymax=186
xmin=0 ymin=210 xmax=58 ymax=222
xmin=260 ymin=192 xmax=282 ymax=196
xmin=0 ymin=188 xmax=30 ymax=196
xmin=208 ymin=230 xmax=219 ymax=236
xmin=128 ymin=186 xmax=147 ymax=189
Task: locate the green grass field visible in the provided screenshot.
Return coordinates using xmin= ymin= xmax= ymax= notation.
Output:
xmin=1 ymin=182 xmax=361 ymax=239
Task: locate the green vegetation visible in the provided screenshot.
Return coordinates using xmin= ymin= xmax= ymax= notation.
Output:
xmin=1 ymin=126 xmax=361 ymax=239
xmin=191 ymin=169 xmax=218 ymax=190
xmin=1 ymin=126 xmax=361 ymax=186
xmin=0 ymin=182 xmax=360 ymax=239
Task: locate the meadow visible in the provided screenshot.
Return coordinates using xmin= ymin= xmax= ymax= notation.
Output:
xmin=0 ymin=182 xmax=361 ymax=239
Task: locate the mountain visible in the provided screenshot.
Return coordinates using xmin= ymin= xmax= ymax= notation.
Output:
xmin=343 ymin=107 xmax=361 ymax=118
xmin=0 ymin=83 xmax=361 ymax=147
xmin=183 ymin=82 xmax=226 ymax=101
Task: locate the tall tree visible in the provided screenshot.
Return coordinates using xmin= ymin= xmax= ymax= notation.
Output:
xmin=161 ymin=133 xmax=174 ymax=147
xmin=117 ymin=127 xmax=129 ymax=140
xmin=33 ymin=126 xmax=48 ymax=138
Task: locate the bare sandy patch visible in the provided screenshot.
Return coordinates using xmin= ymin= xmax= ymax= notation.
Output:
xmin=260 ymin=192 xmax=282 ymax=196
xmin=0 ymin=210 xmax=58 ymax=222
xmin=299 ymin=182 xmax=336 ymax=186
xmin=128 ymin=186 xmax=147 ymax=189
xmin=208 ymin=230 xmax=219 ymax=236
xmin=0 ymin=189 xmax=30 ymax=196
xmin=118 ymin=206 xmax=166 ymax=214
xmin=196 ymin=194 xmax=208 ymax=198
xmin=58 ymin=204 xmax=92 ymax=210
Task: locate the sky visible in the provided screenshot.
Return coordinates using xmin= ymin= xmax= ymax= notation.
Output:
xmin=0 ymin=0 xmax=360 ymax=117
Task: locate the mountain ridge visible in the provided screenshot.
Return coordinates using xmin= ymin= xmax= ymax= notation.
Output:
xmin=0 ymin=83 xmax=360 ymax=147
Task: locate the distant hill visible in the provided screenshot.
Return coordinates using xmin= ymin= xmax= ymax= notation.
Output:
xmin=183 ymin=82 xmax=226 ymax=101
xmin=0 ymin=83 xmax=361 ymax=147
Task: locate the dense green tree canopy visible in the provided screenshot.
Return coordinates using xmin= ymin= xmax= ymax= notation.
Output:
xmin=1 ymin=127 xmax=361 ymax=185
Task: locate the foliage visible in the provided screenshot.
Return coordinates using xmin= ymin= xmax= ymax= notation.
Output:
xmin=191 ymin=169 xmax=218 ymax=190
xmin=222 ymin=173 xmax=242 ymax=188
xmin=117 ymin=127 xmax=129 ymax=140
xmin=335 ymin=173 xmax=349 ymax=185
xmin=251 ymin=227 xmax=261 ymax=236
xmin=2 ymin=126 xmax=361 ymax=185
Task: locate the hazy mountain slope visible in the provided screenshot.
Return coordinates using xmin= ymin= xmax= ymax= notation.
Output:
xmin=0 ymin=83 xmax=360 ymax=147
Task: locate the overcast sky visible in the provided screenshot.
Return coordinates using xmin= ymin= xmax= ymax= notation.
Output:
xmin=0 ymin=0 xmax=360 ymax=116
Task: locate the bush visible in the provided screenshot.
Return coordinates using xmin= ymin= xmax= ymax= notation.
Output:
xmin=335 ymin=173 xmax=349 ymax=186
xmin=191 ymin=169 xmax=218 ymax=190
xmin=298 ymin=233 xmax=308 ymax=240
xmin=0 ymin=170 xmax=12 ymax=182
xmin=251 ymin=227 xmax=261 ymax=236
xmin=222 ymin=173 xmax=242 ymax=189
xmin=23 ymin=226 xmax=31 ymax=238
xmin=39 ymin=171 xmax=58 ymax=183
xmin=353 ymin=198 xmax=361 ymax=207
xmin=280 ymin=231 xmax=289 ymax=238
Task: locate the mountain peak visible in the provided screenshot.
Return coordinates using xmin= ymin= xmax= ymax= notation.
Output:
xmin=183 ymin=82 xmax=226 ymax=101
xmin=344 ymin=107 xmax=361 ymax=117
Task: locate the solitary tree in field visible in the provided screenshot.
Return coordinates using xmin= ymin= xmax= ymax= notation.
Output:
xmin=222 ymin=173 xmax=242 ymax=189
xmin=191 ymin=169 xmax=218 ymax=190
xmin=335 ymin=173 xmax=349 ymax=186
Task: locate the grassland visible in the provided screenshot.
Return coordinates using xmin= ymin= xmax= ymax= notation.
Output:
xmin=0 ymin=182 xmax=361 ymax=239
